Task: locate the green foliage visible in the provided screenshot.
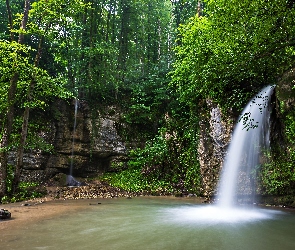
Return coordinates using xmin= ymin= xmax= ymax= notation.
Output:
xmin=0 ymin=40 xmax=32 ymax=88
xmin=0 ymin=40 xmax=72 ymax=154
xmin=284 ymin=109 xmax=295 ymax=145
xmin=15 ymin=181 xmax=45 ymax=201
xmin=256 ymin=95 xmax=295 ymax=195
xmin=263 ymin=88 xmax=295 ymax=194
xmin=104 ymin=121 xmax=201 ymax=194
xmin=171 ymin=0 xmax=295 ymax=112
xmin=1 ymin=164 xmax=45 ymax=203
xmin=102 ymin=169 xmax=174 ymax=194
xmin=257 ymin=83 xmax=295 ymax=195
xmin=122 ymin=74 xmax=169 ymax=132
xmin=0 ymin=0 xmax=198 ymax=197
xmin=257 ymin=149 xmax=295 ymax=195
xmin=10 ymin=116 xmax=55 ymax=153
xmin=103 ymin=129 xmax=175 ymax=193
xmin=2 ymin=0 xmax=294 ymax=198
xmin=5 ymin=164 xmax=15 ymax=194
xmin=168 ymin=0 xmax=295 ymax=196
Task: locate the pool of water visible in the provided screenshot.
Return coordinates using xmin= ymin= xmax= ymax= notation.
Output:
xmin=2 ymin=197 xmax=295 ymax=250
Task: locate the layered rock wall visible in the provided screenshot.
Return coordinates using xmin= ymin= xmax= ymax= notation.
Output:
xmin=198 ymin=100 xmax=233 ymax=197
xmin=16 ymin=99 xmax=135 ymax=183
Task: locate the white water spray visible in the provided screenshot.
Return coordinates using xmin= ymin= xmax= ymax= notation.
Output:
xmin=217 ymin=85 xmax=275 ymax=207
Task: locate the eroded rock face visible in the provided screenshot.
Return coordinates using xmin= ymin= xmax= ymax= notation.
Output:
xmin=277 ymin=68 xmax=295 ymax=112
xmin=198 ymin=100 xmax=233 ymax=197
xmin=17 ymin=99 xmax=133 ymax=183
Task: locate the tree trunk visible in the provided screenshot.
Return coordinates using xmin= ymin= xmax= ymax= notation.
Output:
xmin=197 ymin=1 xmax=202 ymax=18
xmin=13 ymin=20 xmax=46 ymax=193
xmin=0 ymin=0 xmax=30 ymax=198
xmin=118 ymin=0 xmax=131 ymax=82
xmin=5 ymin=0 xmax=14 ymax=41
xmin=0 ymin=73 xmax=19 ymax=198
xmin=18 ymin=0 xmax=30 ymax=44
xmin=1 ymin=0 xmax=16 ymax=198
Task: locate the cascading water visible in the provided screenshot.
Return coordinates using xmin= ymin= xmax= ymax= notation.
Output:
xmin=217 ymin=85 xmax=275 ymax=207
xmin=66 ymin=98 xmax=81 ymax=186
xmin=164 ymin=85 xmax=278 ymax=224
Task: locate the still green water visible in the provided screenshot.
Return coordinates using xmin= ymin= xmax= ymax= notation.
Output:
xmin=2 ymin=197 xmax=295 ymax=250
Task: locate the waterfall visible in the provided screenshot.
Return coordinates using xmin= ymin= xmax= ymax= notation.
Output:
xmin=165 ymin=86 xmax=276 ymax=224
xmin=217 ymin=85 xmax=275 ymax=208
xmin=70 ymin=98 xmax=78 ymax=176
xmin=66 ymin=98 xmax=81 ymax=186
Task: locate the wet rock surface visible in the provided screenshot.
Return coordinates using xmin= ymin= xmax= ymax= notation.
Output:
xmin=198 ymin=100 xmax=233 ymax=197
xmin=0 ymin=208 xmax=11 ymax=219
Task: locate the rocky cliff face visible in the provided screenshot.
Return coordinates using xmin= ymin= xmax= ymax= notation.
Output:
xmin=18 ymin=99 xmax=135 ymax=184
xmin=277 ymin=68 xmax=295 ymax=111
xmin=18 ymin=96 xmax=233 ymax=193
xmin=198 ymin=100 xmax=233 ymax=197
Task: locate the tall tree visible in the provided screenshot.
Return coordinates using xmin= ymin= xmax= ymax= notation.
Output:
xmin=0 ymin=0 xmax=30 ymax=198
xmin=12 ymin=0 xmax=87 ymax=192
xmin=0 ymin=0 xmax=196 ymax=198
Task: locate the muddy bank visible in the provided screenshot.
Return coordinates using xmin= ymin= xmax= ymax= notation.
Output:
xmin=0 ymin=198 xmax=90 ymax=232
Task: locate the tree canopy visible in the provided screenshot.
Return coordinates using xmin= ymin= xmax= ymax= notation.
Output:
xmin=0 ymin=0 xmax=199 ymax=199
xmin=172 ymin=0 xmax=295 ymax=111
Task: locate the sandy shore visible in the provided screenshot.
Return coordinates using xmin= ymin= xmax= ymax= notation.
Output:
xmin=0 ymin=198 xmax=97 ymax=233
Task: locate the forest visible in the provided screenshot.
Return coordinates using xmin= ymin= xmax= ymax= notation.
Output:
xmin=1 ymin=0 xmax=295 ymax=203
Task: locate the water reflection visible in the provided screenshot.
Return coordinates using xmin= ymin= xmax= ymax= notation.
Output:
xmin=2 ymin=197 xmax=295 ymax=250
